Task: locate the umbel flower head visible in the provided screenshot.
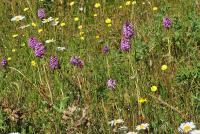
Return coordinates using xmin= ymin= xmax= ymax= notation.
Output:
xmin=102 ymin=45 xmax=109 ymax=54
xmin=49 ymin=56 xmax=59 ymax=70
xmin=28 ymin=37 xmax=38 ymax=50
xmin=120 ymin=38 xmax=131 ymax=51
xmin=38 ymin=8 xmax=45 ymax=19
xmin=1 ymin=58 xmax=7 ymax=67
xmin=70 ymin=56 xmax=84 ymax=68
xmin=122 ymin=21 xmax=134 ymax=39
xmin=163 ymin=17 xmax=172 ymax=28
xmin=107 ymin=79 xmax=116 ymax=89
xmin=34 ymin=43 xmax=45 ymax=57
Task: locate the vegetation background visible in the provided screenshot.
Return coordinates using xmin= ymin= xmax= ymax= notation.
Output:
xmin=0 ymin=0 xmax=199 ymax=133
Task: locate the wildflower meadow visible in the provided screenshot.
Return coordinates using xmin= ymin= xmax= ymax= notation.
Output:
xmin=0 ymin=0 xmax=200 ymax=133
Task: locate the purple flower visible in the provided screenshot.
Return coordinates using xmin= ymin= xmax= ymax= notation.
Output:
xmin=49 ymin=56 xmax=59 ymax=70
xmin=102 ymin=45 xmax=109 ymax=54
xmin=70 ymin=56 xmax=84 ymax=68
xmin=28 ymin=37 xmax=38 ymax=50
xmin=123 ymin=21 xmax=134 ymax=39
xmin=120 ymin=38 xmax=131 ymax=51
xmin=107 ymin=79 xmax=116 ymax=89
xmin=38 ymin=8 xmax=45 ymax=19
xmin=34 ymin=43 xmax=45 ymax=57
xmin=163 ymin=17 xmax=172 ymax=28
xmin=1 ymin=58 xmax=7 ymax=67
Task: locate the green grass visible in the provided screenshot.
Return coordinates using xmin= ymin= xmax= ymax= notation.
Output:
xmin=0 ymin=0 xmax=200 ymax=133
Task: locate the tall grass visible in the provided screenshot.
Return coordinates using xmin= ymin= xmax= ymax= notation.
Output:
xmin=0 ymin=0 xmax=199 ymax=133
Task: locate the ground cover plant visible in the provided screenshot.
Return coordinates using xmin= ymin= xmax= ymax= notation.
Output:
xmin=0 ymin=0 xmax=200 ymax=133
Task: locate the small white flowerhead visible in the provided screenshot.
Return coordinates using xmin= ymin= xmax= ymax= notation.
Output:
xmin=42 ymin=17 xmax=54 ymax=23
xmin=136 ymin=123 xmax=149 ymax=131
xmin=119 ymin=126 xmax=128 ymax=131
xmin=127 ymin=132 xmax=137 ymax=134
xmin=108 ymin=119 xmax=124 ymax=127
xmin=178 ymin=122 xmax=196 ymax=133
xmin=56 ymin=47 xmax=66 ymax=51
xmin=9 ymin=132 xmax=20 ymax=134
xmin=45 ymin=39 xmax=55 ymax=44
xmin=18 ymin=24 xmax=30 ymax=29
xmin=108 ymin=120 xmax=115 ymax=127
xmin=190 ymin=130 xmax=200 ymax=134
xmin=51 ymin=20 xmax=59 ymax=26
xmin=11 ymin=15 xmax=25 ymax=21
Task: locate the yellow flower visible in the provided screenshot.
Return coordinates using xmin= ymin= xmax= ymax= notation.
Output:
xmin=78 ymin=25 xmax=83 ymax=30
xmin=161 ymin=65 xmax=168 ymax=71
xmin=31 ymin=61 xmax=37 ymax=67
xmin=74 ymin=17 xmax=79 ymax=22
xmin=132 ymin=1 xmax=136 ymax=5
xmin=79 ymin=31 xmax=84 ymax=36
xmin=7 ymin=57 xmax=11 ymax=61
xmin=38 ymin=29 xmax=43 ymax=33
xmin=153 ymin=7 xmax=158 ymax=11
xmin=60 ymin=22 xmax=66 ymax=27
xmin=23 ymin=7 xmax=29 ymax=12
xmin=119 ymin=6 xmax=123 ymax=9
xmin=12 ymin=34 xmax=18 ymax=38
xmin=107 ymin=24 xmax=112 ymax=27
xmin=32 ymin=22 xmax=37 ymax=27
xmin=125 ymin=1 xmax=131 ymax=6
xmin=80 ymin=36 xmax=85 ymax=40
xmin=138 ymin=98 xmax=147 ymax=103
xmin=96 ymin=35 xmax=100 ymax=39
xmin=12 ymin=49 xmax=16 ymax=52
xmin=151 ymin=86 xmax=158 ymax=92
xmin=105 ymin=18 xmax=112 ymax=24
xmin=69 ymin=1 xmax=75 ymax=6
xmin=94 ymin=3 xmax=101 ymax=8
xmin=93 ymin=13 xmax=98 ymax=17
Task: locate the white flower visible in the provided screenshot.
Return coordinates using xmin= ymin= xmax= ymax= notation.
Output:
xmin=51 ymin=20 xmax=59 ymax=26
xmin=79 ymin=7 xmax=84 ymax=11
xmin=119 ymin=126 xmax=128 ymax=130
xmin=11 ymin=15 xmax=25 ymax=21
xmin=136 ymin=123 xmax=149 ymax=131
xmin=127 ymin=132 xmax=137 ymax=134
xmin=9 ymin=132 xmax=20 ymax=134
xmin=115 ymin=119 xmax=124 ymax=124
xmin=108 ymin=119 xmax=124 ymax=126
xmin=56 ymin=47 xmax=66 ymax=51
xmin=190 ymin=130 xmax=200 ymax=134
xmin=178 ymin=122 xmax=196 ymax=133
xmin=45 ymin=39 xmax=55 ymax=44
xmin=42 ymin=17 xmax=54 ymax=23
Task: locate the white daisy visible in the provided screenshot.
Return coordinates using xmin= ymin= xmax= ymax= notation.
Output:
xmin=45 ymin=39 xmax=55 ymax=44
xmin=56 ymin=47 xmax=66 ymax=51
xmin=190 ymin=130 xmax=200 ymax=134
xmin=11 ymin=15 xmax=25 ymax=21
xmin=136 ymin=123 xmax=149 ymax=131
xmin=178 ymin=122 xmax=196 ymax=133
